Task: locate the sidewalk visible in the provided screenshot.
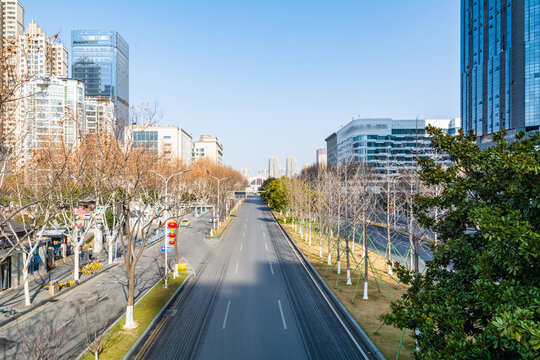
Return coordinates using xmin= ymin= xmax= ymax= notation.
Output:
xmin=0 ymin=212 xmax=215 ymax=359
xmin=0 ymin=251 xmax=111 ymax=312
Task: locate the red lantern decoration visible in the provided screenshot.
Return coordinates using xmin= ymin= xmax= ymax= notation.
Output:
xmin=169 ymin=240 xmax=176 ymax=245
xmin=168 ymin=232 xmax=176 ymax=238
xmin=168 ymin=221 xmax=178 ymax=229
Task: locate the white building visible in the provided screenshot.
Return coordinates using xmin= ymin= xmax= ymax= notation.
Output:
xmin=268 ymin=156 xmax=279 ymax=178
xmin=325 ymin=117 xmax=461 ymax=173
xmin=316 ymin=147 xmax=327 ymax=168
xmin=285 ymin=155 xmax=297 ymax=178
xmin=125 ymin=124 xmax=193 ymax=163
xmin=84 ymin=97 xmax=115 ymax=136
xmin=19 ymin=77 xmax=85 ymax=160
xmin=192 ymin=135 xmax=223 ymax=164
xmin=19 ymin=21 xmax=68 ymax=78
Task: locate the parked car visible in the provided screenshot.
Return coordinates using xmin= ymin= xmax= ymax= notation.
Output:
xmin=180 ymin=219 xmax=191 ymax=227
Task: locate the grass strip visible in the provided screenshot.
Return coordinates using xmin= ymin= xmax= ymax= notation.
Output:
xmin=81 ymin=273 xmax=187 ymax=360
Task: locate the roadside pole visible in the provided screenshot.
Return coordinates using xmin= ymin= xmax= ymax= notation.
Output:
xmin=148 ymin=169 xmax=192 ymax=289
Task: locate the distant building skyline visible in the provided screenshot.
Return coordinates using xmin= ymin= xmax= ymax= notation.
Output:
xmin=20 ymin=1 xmax=461 ymax=171
xmin=268 ymin=156 xmax=279 ymax=178
xmin=285 ymin=155 xmax=296 ymax=178
xmin=316 ymin=148 xmax=327 ymax=169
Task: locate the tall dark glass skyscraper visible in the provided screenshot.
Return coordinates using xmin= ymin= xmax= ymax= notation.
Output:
xmin=71 ymin=30 xmax=129 ymax=126
xmin=461 ymin=0 xmax=540 ymax=143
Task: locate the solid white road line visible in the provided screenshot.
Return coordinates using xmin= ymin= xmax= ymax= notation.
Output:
xmin=240 ymin=243 xmax=243 ymax=251
xmin=243 ymin=232 xmax=245 ymax=237
xmin=280 ymin=224 xmax=369 ymax=359
xmin=277 ymin=300 xmax=287 ymax=330
xmin=235 ymin=262 xmax=239 ymax=274
xmin=222 ymin=300 xmax=231 ymax=329
xmin=269 ymin=262 xmax=274 ymax=275
xmin=57 ymin=319 xmax=73 ymax=330
xmin=265 ymin=243 xmax=269 ymax=251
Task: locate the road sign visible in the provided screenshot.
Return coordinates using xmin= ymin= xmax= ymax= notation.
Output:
xmin=161 ymin=246 xmax=172 ymax=253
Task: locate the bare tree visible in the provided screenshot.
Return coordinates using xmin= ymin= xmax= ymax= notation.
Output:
xmin=73 ymin=292 xmax=118 ymax=360
xmin=17 ymin=316 xmax=71 ymax=360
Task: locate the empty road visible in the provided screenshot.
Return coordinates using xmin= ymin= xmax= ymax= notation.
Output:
xmin=138 ymin=196 xmax=381 ymax=360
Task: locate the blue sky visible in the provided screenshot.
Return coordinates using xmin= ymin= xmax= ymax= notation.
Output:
xmin=23 ymin=0 xmax=460 ymax=174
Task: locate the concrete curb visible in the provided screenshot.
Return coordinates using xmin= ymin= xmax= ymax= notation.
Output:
xmin=270 ymin=210 xmax=386 ymax=360
xmin=122 ymin=274 xmax=191 ymax=360
xmin=0 ymin=261 xmax=120 ymax=330
xmin=205 ymin=202 xmax=243 ymax=240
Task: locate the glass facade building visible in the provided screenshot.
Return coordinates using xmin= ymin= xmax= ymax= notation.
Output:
xmin=71 ymin=30 xmax=129 ymax=127
xmin=325 ymin=118 xmax=461 ymax=173
xmin=461 ymin=0 xmax=540 ymax=143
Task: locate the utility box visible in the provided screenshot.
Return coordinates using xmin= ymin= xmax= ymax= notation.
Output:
xmin=48 ymin=280 xmax=59 ymax=296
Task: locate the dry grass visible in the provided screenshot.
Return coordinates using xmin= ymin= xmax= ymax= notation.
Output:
xmin=276 ymin=214 xmax=415 ymax=360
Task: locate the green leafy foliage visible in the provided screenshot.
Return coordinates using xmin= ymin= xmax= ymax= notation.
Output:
xmin=260 ymin=177 xmax=289 ymax=211
xmin=382 ymin=129 xmax=540 ymax=359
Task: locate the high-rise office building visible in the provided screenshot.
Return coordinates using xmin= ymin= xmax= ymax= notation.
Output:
xmin=285 ymin=155 xmax=296 ymax=178
xmin=71 ymin=30 xmax=129 ymax=127
xmin=1 ymin=0 xmax=24 ymax=43
xmin=268 ymin=156 xmax=280 ymax=177
xmin=461 ymin=0 xmax=540 ymax=144
xmin=316 ymin=148 xmax=327 ymax=169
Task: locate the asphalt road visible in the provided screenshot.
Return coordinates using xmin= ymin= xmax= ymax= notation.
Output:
xmin=138 ymin=196 xmax=380 ymax=360
xmin=0 ymin=211 xmax=213 ymax=359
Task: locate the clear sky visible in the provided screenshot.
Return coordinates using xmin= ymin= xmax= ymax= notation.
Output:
xmin=23 ymin=0 xmax=460 ymax=175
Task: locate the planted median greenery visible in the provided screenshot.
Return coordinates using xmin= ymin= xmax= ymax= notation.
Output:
xmin=81 ymin=273 xmax=187 ymax=360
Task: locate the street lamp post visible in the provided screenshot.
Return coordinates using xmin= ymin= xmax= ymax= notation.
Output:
xmin=208 ymin=176 xmax=230 ymax=229
xmin=148 ymin=169 xmax=191 ymax=288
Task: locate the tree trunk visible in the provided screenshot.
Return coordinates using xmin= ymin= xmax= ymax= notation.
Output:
xmin=336 ymin=208 xmax=341 ymax=274
xmin=74 ymin=243 xmax=80 ymax=281
xmin=327 ymin=228 xmax=332 ymax=265
xmin=363 ymin=212 xmax=368 ymax=300
xmin=387 ymin=186 xmax=392 ymax=275
xmin=108 ymin=235 xmax=113 ymax=265
xmin=124 ymin=267 xmax=136 ymax=329
xmin=346 ymin=238 xmax=351 ymax=285
xmin=351 ymin=227 xmax=355 ymax=253
xmin=22 ymin=253 xmax=31 ymax=306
